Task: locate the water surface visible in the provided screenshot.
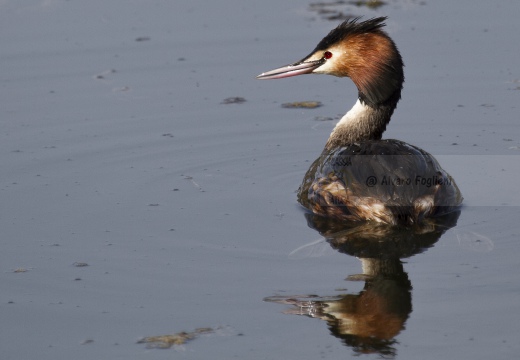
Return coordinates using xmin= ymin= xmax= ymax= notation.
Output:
xmin=1 ymin=0 xmax=519 ymax=359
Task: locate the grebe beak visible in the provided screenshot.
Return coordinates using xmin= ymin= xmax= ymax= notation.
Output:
xmin=256 ymin=58 xmax=325 ymax=80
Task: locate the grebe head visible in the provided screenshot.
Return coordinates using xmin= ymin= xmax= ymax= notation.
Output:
xmin=256 ymin=17 xmax=404 ymax=108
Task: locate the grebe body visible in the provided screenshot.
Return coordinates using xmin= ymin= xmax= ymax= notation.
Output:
xmin=257 ymin=17 xmax=462 ymax=225
xmin=298 ymin=139 xmax=461 ymax=225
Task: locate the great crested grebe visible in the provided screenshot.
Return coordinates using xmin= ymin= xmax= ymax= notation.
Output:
xmin=257 ymin=17 xmax=462 ymax=225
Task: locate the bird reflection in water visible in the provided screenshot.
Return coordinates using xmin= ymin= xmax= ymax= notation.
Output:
xmin=265 ymin=211 xmax=460 ymax=357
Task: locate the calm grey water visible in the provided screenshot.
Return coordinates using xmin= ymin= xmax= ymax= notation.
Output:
xmin=1 ymin=0 xmax=519 ymax=359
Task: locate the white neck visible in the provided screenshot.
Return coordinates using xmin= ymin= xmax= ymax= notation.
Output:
xmin=332 ymin=99 xmax=369 ymax=133
xmin=323 ymin=98 xmax=393 ymax=152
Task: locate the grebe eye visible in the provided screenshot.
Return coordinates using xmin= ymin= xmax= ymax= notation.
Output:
xmin=324 ymin=51 xmax=333 ymax=59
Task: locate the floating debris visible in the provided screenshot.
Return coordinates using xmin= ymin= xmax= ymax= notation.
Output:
xmin=314 ymin=115 xmax=337 ymax=121
xmin=94 ymin=69 xmax=117 ymax=80
xmin=309 ymin=2 xmax=356 ymax=21
xmin=282 ymin=101 xmax=322 ymax=109
xmin=349 ymin=0 xmax=386 ymax=9
xmin=73 ymin=262 xmax=89 ymax=267
xmin=183 ymin=175 xmax=203 ymax=192
xmin=135 ymin=36 xmax=151 ymax=42
xmin=137 ymin=327 xmax=214 ymax=349
xmin=309 ymin=1 xmax=386 ymax=21
xmin=221 ymin=97 xmax=246 ymax=104
xmin=112 ymin=86 xmax=130 ymax=92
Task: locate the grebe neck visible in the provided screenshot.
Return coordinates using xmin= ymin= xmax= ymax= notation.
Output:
xmin=323 ymin=98 xmax=397 ymax=153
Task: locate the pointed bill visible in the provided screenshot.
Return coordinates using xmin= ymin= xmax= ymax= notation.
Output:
xmin=256 ymin=59 xmax=325 ymax=80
